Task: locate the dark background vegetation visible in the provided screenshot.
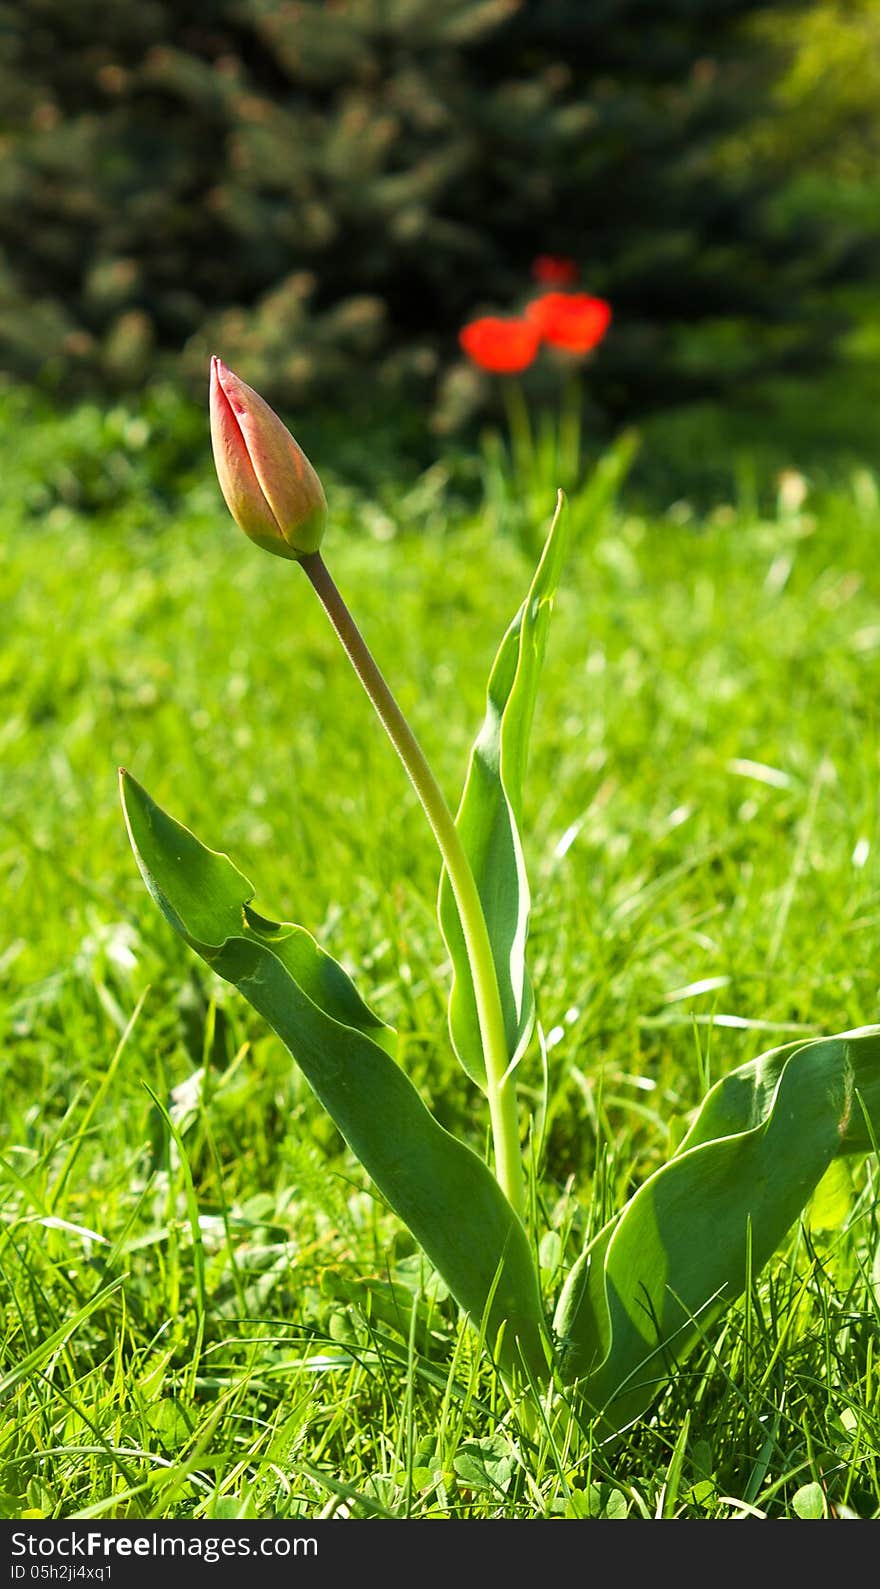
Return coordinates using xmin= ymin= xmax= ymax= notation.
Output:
xmin=1 ymin=0 xmax=878 ymax=456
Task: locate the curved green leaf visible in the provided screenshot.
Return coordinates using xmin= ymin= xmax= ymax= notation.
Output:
xmin=438 ymin=494 xmax=567 ymax=1089
xmin=553 ymin=1027 xmax=880 ymax=1436
xmin=120 ymin=770 xmax=547 ymax=1380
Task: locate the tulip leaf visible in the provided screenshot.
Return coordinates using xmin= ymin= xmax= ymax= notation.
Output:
xmin=439 ymin=493 xmax=567 ymax=1090
xmin=553 ymin=1027 xmax=880 ymax=1437
xmin=120 ymin=770 xmax=547 ymax=1380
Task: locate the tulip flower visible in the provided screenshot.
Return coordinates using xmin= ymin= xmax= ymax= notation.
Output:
xmin=209 ymin=356 xmax=327 ymax=559
xmin=208 ymin=355 xmax=525 ymax=1217
xmin=525 ymin=292 xmax=611 ymax=355
xmin=531 ymin=255 xmax=579 ymax=286
xmin=459 ymin=316 xmax=541 ymax=375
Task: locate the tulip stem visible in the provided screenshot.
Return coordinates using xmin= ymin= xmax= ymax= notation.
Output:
xmin=503 ymin=379 xmax=534 ymax=477
xmin=300 ymin=550 xmax=525 ymax=1219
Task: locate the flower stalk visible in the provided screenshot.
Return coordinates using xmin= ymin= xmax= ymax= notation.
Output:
xmin=208 ymin=355 xmax=524 ymax=1214
xmin=300 ymin=551 xmax=525 ymax=1218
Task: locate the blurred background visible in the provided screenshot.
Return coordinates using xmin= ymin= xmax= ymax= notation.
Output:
xmin=1 ymin=0 xmax=879 ymax=496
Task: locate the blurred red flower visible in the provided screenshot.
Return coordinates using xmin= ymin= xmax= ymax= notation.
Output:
xmin=459 ymin=315 xmax=541 ymax=374
xmin=526 ymin=292 xmax=612 ymax=354
xmin=532 ymin=255 xmax=579 ymax=286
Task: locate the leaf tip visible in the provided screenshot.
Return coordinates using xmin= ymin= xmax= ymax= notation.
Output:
xmin=118 ymin=767 xmax=150 ymax=852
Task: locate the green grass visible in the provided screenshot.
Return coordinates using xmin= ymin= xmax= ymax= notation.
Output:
xmin=2 ymin=388 xmax=880 ymax=1520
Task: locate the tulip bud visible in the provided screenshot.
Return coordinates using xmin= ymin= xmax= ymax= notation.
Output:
xmin=209 ymin=356 xmax=327 ymax=559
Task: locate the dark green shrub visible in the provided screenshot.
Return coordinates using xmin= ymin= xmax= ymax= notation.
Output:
xmin=1 ymin=0 xmax=875 ymax=432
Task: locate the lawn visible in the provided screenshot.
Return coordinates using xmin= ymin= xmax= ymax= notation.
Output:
xmin=2 ymin=389 xmax=879 ymax=1519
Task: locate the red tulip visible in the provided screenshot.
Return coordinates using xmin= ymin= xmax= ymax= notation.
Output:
xmin=459 ymin=316 xmax=541 ymax=375
xmin=532 ymin=255 xmax=579 ymax=286
xmin=525 ymin=293 xmax=612 ymax=355
xmin=209 ymin=356 xmax=327 ymax=559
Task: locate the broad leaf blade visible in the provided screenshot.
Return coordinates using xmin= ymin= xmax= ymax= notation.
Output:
xmin=438 ymin=494 xmax=567 ymax=1089
xmin=121 ymin=771 xmax=547 ymax=1379
xmin=553 ymin=1027 xmax=880 ymax=1436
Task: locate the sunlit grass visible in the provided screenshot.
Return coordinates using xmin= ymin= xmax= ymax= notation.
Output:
xmin=2 ymin=396 xmax=880 ymax=1518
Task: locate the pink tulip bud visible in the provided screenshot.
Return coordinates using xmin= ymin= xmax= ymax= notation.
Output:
xmin=209 ymin=356 xmax=327 ymax=559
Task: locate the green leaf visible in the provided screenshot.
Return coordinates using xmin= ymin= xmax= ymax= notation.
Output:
xmin=553 ymin=1027 xmax=880 ymax=1436
xmin=453 ymin=1434 xmax=516 ymax=1495
xmin=792 ymin=1482 xmax=826 ymax=1520
xmin=805 ymin=1157 xmax=853 ymax=1231
xmin=120 ymin=770 xmax=547 ymax=1381
xmin=438 ymin=493 xmax=567 ymax=1089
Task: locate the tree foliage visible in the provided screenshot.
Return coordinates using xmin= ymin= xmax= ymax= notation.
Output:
xmin=0 ymin=0 xmax=875 ymax=428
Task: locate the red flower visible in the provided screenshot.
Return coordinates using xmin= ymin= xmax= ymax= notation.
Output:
xmin=209 ymin=356 xmax=326 ymax=559
xmin=532 ymin=255 xmax=579 ymax=286
xmin=526 ymin=292 xmax=612 ymax=355
xmin=459 ymin=315 xmax=541 ymax=374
